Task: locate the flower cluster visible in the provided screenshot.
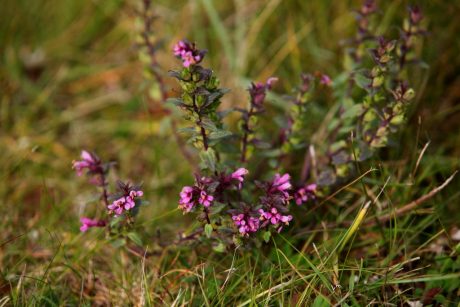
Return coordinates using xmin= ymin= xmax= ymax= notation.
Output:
xmin=73 ymin=150 xmax=144 ymax=235
xmin=229 ymin=173 xmax=298 ymax=235
xmin=232 ymin=213 xmax=260 ymax=236
xmin=80 ymin=217 xmax=106 ymax=232
xmin=254 ymin=173 xmax=294 ymax=232
xmin=108 ymin=189 xmax=144 ymax=216
xmin=173 ymin=40 xmax=206 ymax=68
xmin=178 ymin=168 xmax=250 ymax=213
xmin=179 ymin=177 xmax=214 ymax=213
xmin=259 ymin=208 xmax=292 ymax=232
xmin=268 ymin=173 xmax=292 ymax=203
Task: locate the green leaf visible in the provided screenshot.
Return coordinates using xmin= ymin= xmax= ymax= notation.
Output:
xmin=199 ymin=148 xmax=217 ymax=172
xmin=177 ymin=127 xmax=197 ymax=134
xmin=342 ymin=104 xmax=363 ymax=119
xmin=127 ymin=232 xmax=143 ymax=246
xmin=371 ymin=75 xmax=385 ymax=88
xmin=110 ymin=216 xmax=123 ymax=228
xmin=263 ymin=231 xmax=271 ymax=243
xmin=205 ymin=224 xmax=213 ymax=238
xmin=312 ymin=294 xmax=331 ymax=307
xmin=200 ymin=118 xmax=218 ymax=131
xmin=213 ymin=242 xmax=225 ymax=253
xmin=354 ymin=73 xmax=370 ymax=90
xmin=209 ymin=129 xmax=232 ymax=140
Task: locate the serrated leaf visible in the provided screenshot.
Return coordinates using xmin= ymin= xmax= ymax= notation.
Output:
xmin=204 ymin=224 xmax=213 ymax=238
xmin=177 ymin=127 xmax=197 ymax=134
xmin=209 ymin=129 xmax=232 ymax=140
xmin=354 ymin=73 xmax=371 ymax=90
xmin=199 ymin=148 xmax=217 ymax=172
xmin=200 ymin=118 xmax=218 ymax=131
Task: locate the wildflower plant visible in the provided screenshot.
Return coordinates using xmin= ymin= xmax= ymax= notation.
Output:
xmin=72 ymin=0 xmax=426 ymax=251
xmin=72 ymin=150 xmax=145 ymax=247
xmin=165 ymin=0 xmax=425 ymax=248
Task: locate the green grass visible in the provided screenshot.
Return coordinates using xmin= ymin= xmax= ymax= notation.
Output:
xmin=1 ymin=0 xmax=460 ymax=305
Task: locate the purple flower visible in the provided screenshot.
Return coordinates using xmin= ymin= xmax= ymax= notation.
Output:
xmin=173 ymin=40 xmax=206 ymax=68
xmin=294 ymin=183 xmax=317 ymax=205
xmin=179 ymin=186 xmax=194 ymax=204
xmin=80 ymin=217 xmax=106 ymax=232
xmin=72 ymin=150 xmax=100 ymax=176
xmin=232 ymin=213 xmax=260 ymax=236
xmin=320 ymin=74 xmax=332 ymax=86
xmin=231 ymin=168 xmax=249 ymax=189
xmin=178 ymin=185 xmax=214 ymax=212
xmin=259 ymin=207 xmax=292 ymax=232
xmin=272 ymin=173 xmax=292 ymax=191
xmin=179 ymin=186 xmax=194 ymax=212
xmin=199 ymin=190 xmax=214 ymax=207
xmin=248 ymin=77 xmax=278 ymax=108
xmin=269 ymin=173 xmax=292 ymax=202
xmin=178 ymin=186 xmax=195 ymax=213
xmin=108 ymin=188 xmax=143 ymax=216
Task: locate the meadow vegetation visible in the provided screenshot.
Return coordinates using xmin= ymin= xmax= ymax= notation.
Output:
xmin=1 ymin=0 xmax=460 ymax=305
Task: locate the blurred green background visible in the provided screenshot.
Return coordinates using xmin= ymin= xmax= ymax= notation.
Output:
xmin=1 ymin=0 xmax=459 ymax=304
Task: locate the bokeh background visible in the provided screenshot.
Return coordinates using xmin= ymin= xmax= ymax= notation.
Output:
xmin=1 ymin=0 xmax=459 ymax=304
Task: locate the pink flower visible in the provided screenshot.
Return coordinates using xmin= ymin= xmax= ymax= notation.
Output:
xmin=80 ymin=217 xmax=106 ymax=232
xmin=108 ymin=189 xmax=143 ymax=216
xmin=72 ymin=150 xmax=99 ymax=176
xmin=180 ymin=186 xmax=194 ymax=203
xmin=182 ymin=51 xmax=202 ymax=68
xmin=231 ymin=168 xmax=249 ymax=189
xmin=259 ymin=207 xmax=292 ymax=231
xmin=272 ymin=173 xmax=291 ymax=191
xmin=173 ymin=40 xmax=206 ymax=68
xmin=173 ymin=40 xmax=187 ymax=56
xmin=232 ymin=213 xmax=260 ymax=236
xmin=178 ymin=185 xmax=214 ymax=212
xmin=294 ymin=183 xmax=317 ymax=205
xmin=269 ymin=173 xmax=292 ymax=203
xmin=199 ymin=190 xmax=214 ymax=207
xmin=320 ymin=74 xmax=332 ymax=86
xmin=179 ymin=186 xmax=195 ymax=213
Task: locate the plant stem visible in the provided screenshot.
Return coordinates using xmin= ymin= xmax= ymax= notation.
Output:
xmin=240 ymin=106 xmax=254 ymax=162
xmin=192 ymin=95 xmax=209 ymax=151
xmin=99 ymin=172 xmax=109 ymax=208
xmin=140 ymin=0 xmax=198 ymax=166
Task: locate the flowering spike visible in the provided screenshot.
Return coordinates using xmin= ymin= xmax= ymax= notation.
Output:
xmin=108 ymin=185 xmax=143 ymax=216
xmin=173 ymin=40 xmax=206 ymax=68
